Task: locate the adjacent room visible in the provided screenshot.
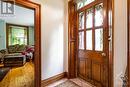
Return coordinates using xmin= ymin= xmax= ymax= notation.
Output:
xmin=0 ymin=4 xmax=35 ymax=87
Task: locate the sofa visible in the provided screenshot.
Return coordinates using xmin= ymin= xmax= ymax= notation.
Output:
xmin=0 ymin=44 xmax=26 ymax=62
xmin=7 ymin=44 xmax=27 ymax=54
xmin=0 ymin=44 xmax=34 ymax=66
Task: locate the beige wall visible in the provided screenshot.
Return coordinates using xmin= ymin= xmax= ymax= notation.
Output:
xmin=64 ymin=0 xmax=68 ymax=72
xmin=31 ymin=0 xmax=68 ymax=80
xmin=114 ymin=0 xmax=127 ymax=86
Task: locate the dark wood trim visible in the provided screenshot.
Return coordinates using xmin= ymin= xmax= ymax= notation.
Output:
xmin=77 ymin=0 xmax=103 ymax=13
xmin=108 ymin=0 xmax=114 ymax=87
xmin=6 ymin=23 xmax=30 ymax=47
xmin=68 ymin=1 xmax=77 ymax=78
xmin=6 ymin=23 xmax=30 ymax=27
xmin=14 ymin=0 xmax=41 ymax=87
xmin=41 ymin=72 xmax=67 ymax=86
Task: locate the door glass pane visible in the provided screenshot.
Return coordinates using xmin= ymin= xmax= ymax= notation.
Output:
xmin=79 ymin=32 xmax=84 ymax=49
xmin=77 ymin=0 xmax=95 ymax=9
xmin=86 ymin=8 xmax=93 ymax=29
xmin=77 ymin=2 xmax=84 ymax=9
xmin=84 ymin=0 xmax=95 ymax=6
xmin=79 ymin=12 xmax=84 ymax=30
xmin=95 ymin=28 xmax=103 ymax=51
xmin=95 ymin=3 xmax=103 ymax=27
xmin=86 ymin=30 xmax=92 ymax=50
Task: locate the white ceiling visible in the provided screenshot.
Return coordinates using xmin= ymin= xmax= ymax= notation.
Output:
xmin=0 ymin=5 xmax=34 ymax=26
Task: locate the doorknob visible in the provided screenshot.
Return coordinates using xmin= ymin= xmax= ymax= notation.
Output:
xmin=102 ymin=53 xmax=106 ymax=57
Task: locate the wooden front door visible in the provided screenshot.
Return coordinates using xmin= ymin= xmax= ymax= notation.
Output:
xmin=77 ymin=0 xmax=109 ymax=87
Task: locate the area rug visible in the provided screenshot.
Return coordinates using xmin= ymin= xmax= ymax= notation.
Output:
xmin=0 ymin=67 xmax=10 ymax=81
xmin=55 ymin=80 xmax=80 ymax=87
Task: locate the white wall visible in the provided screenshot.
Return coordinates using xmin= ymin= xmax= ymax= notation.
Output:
xmin=0 ymin=20 xmax=6 ymax=50
xmin=114 ymin=0 xmax=127 ymax=86
xmin=31 ymin=0 xmax=68 ymax=80
xmin=64 ymin=0 xmax=68 ymax=72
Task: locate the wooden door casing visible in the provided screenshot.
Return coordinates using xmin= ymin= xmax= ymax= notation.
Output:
xmin=68 ymin=0 xmax=77 ymax=78
xmin=77 ymin=0 xmax=109 ymax=87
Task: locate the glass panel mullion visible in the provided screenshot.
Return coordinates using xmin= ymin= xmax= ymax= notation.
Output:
xmin=84 ymin=11 xmax=87 ymax=50
xmin=94 ymin=26 xmax=103 ymax=29
xmin=93 ymin=6 xmax=95 ymax=50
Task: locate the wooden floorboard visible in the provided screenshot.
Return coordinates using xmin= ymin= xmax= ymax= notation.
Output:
xmin=0 ymin=62 xmax=34 ymax=87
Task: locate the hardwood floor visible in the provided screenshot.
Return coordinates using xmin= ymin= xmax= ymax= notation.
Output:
xmin=0 ymin=62 xmax=34 ymax=87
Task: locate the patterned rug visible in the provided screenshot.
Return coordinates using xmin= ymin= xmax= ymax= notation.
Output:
xmin=55 ymin=80 xmax=80 ymax=87
xmin=0 ymin=67 xmax=10 ymax=81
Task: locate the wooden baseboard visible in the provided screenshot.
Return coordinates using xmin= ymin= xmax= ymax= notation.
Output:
xmin=41 ymin=72 xmax=67 ymax=86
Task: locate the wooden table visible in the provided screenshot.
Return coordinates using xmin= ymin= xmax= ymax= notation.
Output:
xmin=4 ymin=55 xmax=26 ymax=67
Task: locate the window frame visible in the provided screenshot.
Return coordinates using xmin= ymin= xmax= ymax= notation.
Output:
xmin=6 ymin=23 xmax=29 ymax=47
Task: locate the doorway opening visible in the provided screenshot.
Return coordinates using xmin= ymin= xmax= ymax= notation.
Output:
xmin=0 ymin=0 xmax=41 ymax=87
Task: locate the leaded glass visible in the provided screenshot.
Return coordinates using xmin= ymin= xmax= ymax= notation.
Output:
xmin=84 ymin=0 xmax=95 ymax=6
xmin=86 ymin=8 xmax=93 ymax=29
xmin=79 ymin=12 xmax=84 ymax=30
xmin=77 ymin=1 xmax=84 ymax=9
xmin=86 ymin=30 xmax=92 ymax=50
xmin=77 ymin=0 xmax=95 ymax=9
xmin=79 ymin=32 xmax=84 ymax=49
xmin=95 ymin=28 xmax=103 ymax=51
xmin=95 ymin=3 xmax=103 ymax=27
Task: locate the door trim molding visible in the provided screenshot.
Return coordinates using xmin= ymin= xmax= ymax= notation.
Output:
xmin=109 ymin=0 xmax=114 ymax=87
xmin=14 ymin=0 xmax=41 ymax=87
xmin=68 ymin=0 xmax=114 ymax=87
xmin=41 ymin=72 xmax=67 ymax=86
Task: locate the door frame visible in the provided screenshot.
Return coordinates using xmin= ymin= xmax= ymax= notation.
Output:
xmin=68 ymin=0 xmax=114 ymax=87
xmin=14 ymin=0 xmax=41 ymax=87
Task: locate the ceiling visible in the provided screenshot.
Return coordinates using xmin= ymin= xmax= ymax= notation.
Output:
xmin=0 ymin=4 xmax=34 ymax=26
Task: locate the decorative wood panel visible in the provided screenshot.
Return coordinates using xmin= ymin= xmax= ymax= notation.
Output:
xmin=79 ymin=60 xmax=86 ymax=77
xmin=92 ymin=62 xmax=101 ymax=82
